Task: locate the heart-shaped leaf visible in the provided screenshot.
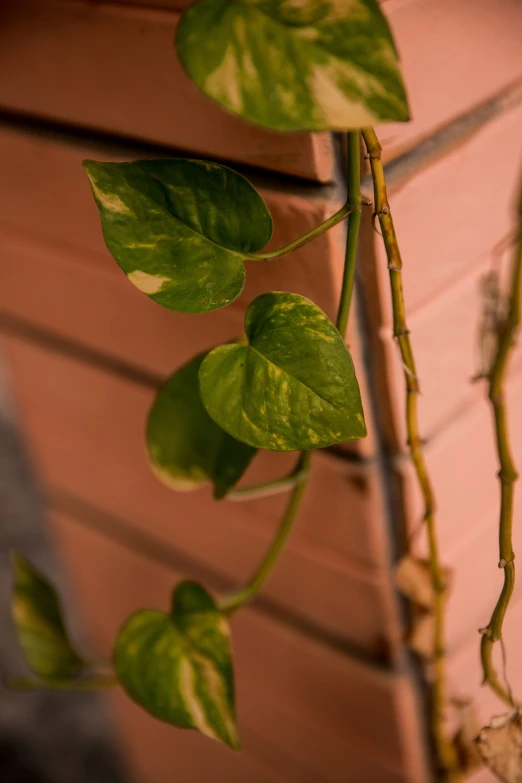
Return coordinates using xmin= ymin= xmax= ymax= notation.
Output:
xmin=11 ymin=553 xmax=85 ymax=681
xmin=176 ymin=0 xmax=409 ymax=132
xmin=199 ymin=292 xmax=366 ymax=451
xmin=114 ymin=581 xmax=238 ymax=749
xmin=83 ymin=158 xmax=272 ymax=313
xmin=147 ymin=352 xmax=257 ymax=498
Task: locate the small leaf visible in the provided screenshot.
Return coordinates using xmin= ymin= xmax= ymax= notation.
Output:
xmin=83 ymin=158 xmax=272 ymax=313
xmin=147 ymin=352 xmax=257 ymax=498
xmin=11 ymin=553 xmax=84 ymax=681
xmin=199 ymin=292 xmax=366 ymax=451
xmin=176 ymin=0 xmax=410 ymax=132
xmin=476 ymin=711 xmax=522 ymax=782
xmin=114 ymin=581 xmax=238 ymax=749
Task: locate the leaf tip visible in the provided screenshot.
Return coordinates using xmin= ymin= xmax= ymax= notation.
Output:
xmin=225 ymin=728 xmax=241 ymax=752
xmin=10 ymin=550 xmax=35 ymax=582
xmin=81 ymin=159 xmax=96 ymax=176
xmin=10 ymin=549 xmax=24 ymax=571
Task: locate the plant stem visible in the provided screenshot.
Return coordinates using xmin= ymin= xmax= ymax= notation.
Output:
xmin=226 ymin=463 xmax=310 ymax=501
xmin=219 ymin=450 xmax=311 ymax=615
xmin=362 ymin=127 xmax=459 ymax=779
xmin=337 ymin=132 xmax=362 ymax=335
xmin=218 ymin=133 xmax=364 ymax=616
xmin=480 ymin=191 xmax=522 ymax=706
xmin=245 ymin=200 xmax=369 ymax=262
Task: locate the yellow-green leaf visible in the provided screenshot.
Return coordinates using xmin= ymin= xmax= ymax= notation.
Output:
xmin=83 ymin=158 xmax=272 ymax=313
xmin=176 ymin=0 xmax=409 ymax=132
xmin=147 ymin=352 xmax=257 ymax=498
xmin=199 ymin=292 xmax=366 ymax=451
xmin=114 ymin=581 xmax=238 ymax=749
xmin=11 ymin=553 xmax=84 ymax=681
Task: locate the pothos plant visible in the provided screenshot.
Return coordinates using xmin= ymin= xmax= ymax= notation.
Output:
xmin=6 ymin=1 xmax=522 ymax=780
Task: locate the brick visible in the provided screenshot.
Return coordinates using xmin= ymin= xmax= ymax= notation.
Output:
xmin=0 ymin=125 xmax=377 ymax=456
xmin=359 ymin=102 xmax=522 ymax=455
xmin=0 ymin=333 xmax=400 ymax=654
xmin=0 ymin=1 xmax=333 ymax=181
xmin=375 ymin=102 xmax=522 ymax=317
xmin=405 ymin=368 xmax=522 ymax=557
xmin=380 ymin=0 xmax=522 ymax=160
xmin=402 ymin=372 xmax=522 ymax=653
xmin=50 ymin=508 xmax=429 ymax=782
xmin=381 ymin=257 xmax=522 ymax=446
xmin=40 ymin=0 xmax=522 ymax=167
xmin=0 ymin=126 xmax=337 ymax=306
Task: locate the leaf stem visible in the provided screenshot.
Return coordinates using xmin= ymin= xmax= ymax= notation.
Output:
xmin=480 ymin=189 xmax=522 ymax=706
xmin=218 ymin=450 xmax=311 ymax=615
xmin=362 ymin=127 xmax=459 ymax=779
xmin=218 ymin=133 xmax=364 ymax=616
xmin=245 ymin=200 xmax=369 ymax=262
xmin=226 ymin=463 xmax=310 ymax=501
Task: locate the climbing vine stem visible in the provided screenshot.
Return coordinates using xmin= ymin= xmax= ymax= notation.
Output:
xmin=479 ymin=187 xmax=522 ymax=706
xmin=362 ymin=128 xmax=459 ymax=779
xmin=336 ymin=131 xmax=362 ymax=337
xmin=218 ymin=132 xmax=363 ymax=615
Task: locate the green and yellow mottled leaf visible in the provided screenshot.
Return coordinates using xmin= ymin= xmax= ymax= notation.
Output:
xmin=147 ymin=352 xmax=257 ymax=498
xmin=83 ymin=158 xmax=273 ymax=313
xmin=199 ymin=292 xmax=366 ymax=451
xmin=114 ymin=581 xmax=238 ymax=749
xmin=176 ymin=0 xmax=409 ymax=132
xmin=11 ymin=553 xmax=84 ymax=681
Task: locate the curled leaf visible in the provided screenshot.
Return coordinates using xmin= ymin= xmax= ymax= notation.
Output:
xmin=11 ymin=553 xmax=84 ymax=681
xmin=177 ymin=0 xmax=410 ymax=131
xmin=408 ymin=612 xmax=435 ymax=660
xmin=114 ymin=581 xmax=238 ymax=749
xmin=147 ymin=352 xmax=257 ymax=498
xmin=476 ymin=711 xmax=522 ymax=782
xmin=83 ymin=158 xmax=272 ymax=313
xmin=395 ymin=555 xmax=452 ymax=611
xmin=452 ymin=699 xmax=483 ymax=774
xmin=199 ymin=292 xmax=366 ymax=451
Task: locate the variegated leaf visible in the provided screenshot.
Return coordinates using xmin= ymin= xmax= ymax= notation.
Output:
xmin=147 ymin=351 xmax=257 ymax=498
xmin=11 ymin=553 xmax=84 ymax=681
xmin=176 ymin=0 xmax=409 ymax=132
xmin=114 ymin=582 xmax=238 ymax=749
xmin=199 ymin=292 xmax=366 ymax=451
xmin=83 ymin=158 xmax=272 ymax=313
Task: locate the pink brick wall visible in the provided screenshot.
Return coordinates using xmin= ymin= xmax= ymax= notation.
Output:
xmin=1 ymin=1 xmax=522 ymax=781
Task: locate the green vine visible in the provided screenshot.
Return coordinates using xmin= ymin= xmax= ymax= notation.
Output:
xmin=362 ymin=128 xmax=459 ymax=780
xmin=479 ymin=187 xmax=522 ymax=706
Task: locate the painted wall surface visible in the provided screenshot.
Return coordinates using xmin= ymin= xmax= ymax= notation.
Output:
xmin=1 ymin=1 xmax=522 ymax=781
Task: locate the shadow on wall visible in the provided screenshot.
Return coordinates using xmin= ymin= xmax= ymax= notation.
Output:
xmin=0 ymin=358 xmax=125 ymax=783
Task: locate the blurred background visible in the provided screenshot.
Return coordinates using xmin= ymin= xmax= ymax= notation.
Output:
xmin=1 ymin=1 xmax=522 ymax=782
